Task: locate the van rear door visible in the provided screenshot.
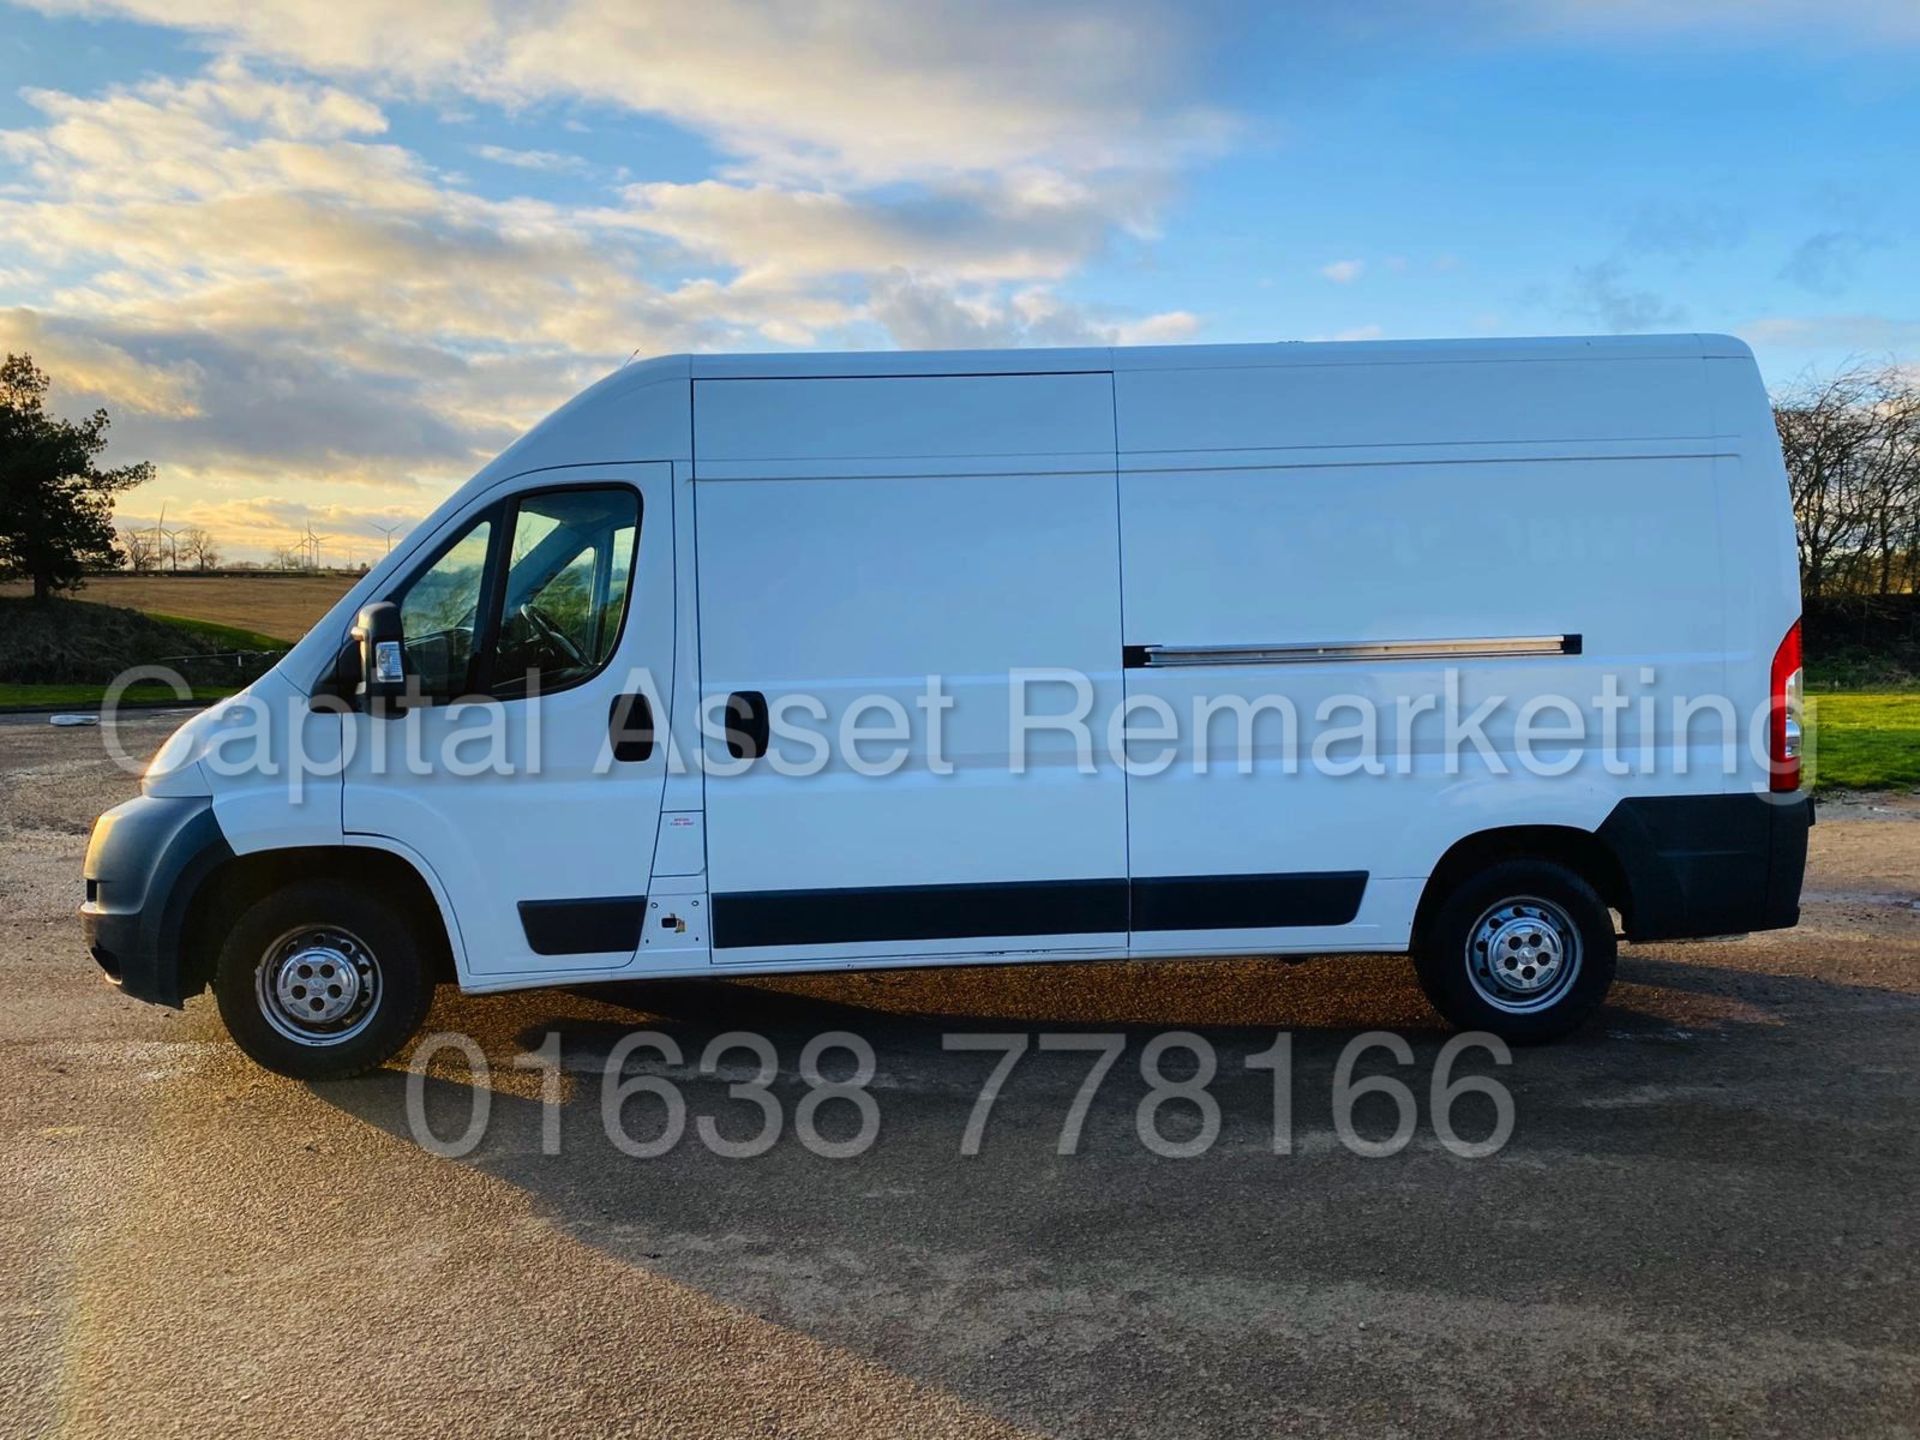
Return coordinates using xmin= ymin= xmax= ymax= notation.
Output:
xmin=692 ymin=371 xmax=1128 ymax=964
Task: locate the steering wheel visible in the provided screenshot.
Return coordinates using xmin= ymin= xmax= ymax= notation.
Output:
xmin=518 ymin=601 xmax=589 ymax=669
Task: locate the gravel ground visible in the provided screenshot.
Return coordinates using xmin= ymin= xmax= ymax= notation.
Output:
xmin=2 ymin=714 xmax=1916 ymax=1438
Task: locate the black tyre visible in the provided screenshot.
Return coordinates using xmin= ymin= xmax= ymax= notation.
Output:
xmin=213 ymin=879 xmax=435 ymax=1081
xmin=1413 ymin=858 xmax=1616 ymax=1044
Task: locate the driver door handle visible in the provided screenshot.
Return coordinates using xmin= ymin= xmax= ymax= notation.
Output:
xmin=607 ymin=692 xmax=655 ymax=762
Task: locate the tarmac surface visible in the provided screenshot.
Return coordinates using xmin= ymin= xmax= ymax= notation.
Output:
xmin=2 ymin=714 xmax=1915 ymax=1437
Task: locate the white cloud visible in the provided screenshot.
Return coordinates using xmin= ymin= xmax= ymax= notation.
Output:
xmin=1320 ymin=259 xmax=1365 ymax=283
xmin=1738 ymin=314 xmax=1920 ymax=351
xmin=18 ymin=0 xmax=1230 ymax=185
xmin=0 ymin=308 xmax=202 ymax=415
xmin=16 ymin=0 xmax=497 ymax=81
xmin=0 ymin=26 xmax=1216 ymax=558
xmin=607 ymin=173 xmax=1155 ymax=283
xmin=469 ymin=144 xmax=591 ymax=175
xmin=0 ymin=65 xmax=813 ymax=557
xmin=869 ymin=273 xmax=1197 ymax=349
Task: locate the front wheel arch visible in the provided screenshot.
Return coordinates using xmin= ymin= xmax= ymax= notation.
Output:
xmin=212 ymin=877 xmax=438 ymax=1079
xmin=183 ymin=846 xmax=455 ymax=1000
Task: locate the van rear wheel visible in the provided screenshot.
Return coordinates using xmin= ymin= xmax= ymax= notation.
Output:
xmin=1413 ymin=858 xmax=1616 ymax=1043
xmin=213 ymin=879 xmax=434 ymax=1081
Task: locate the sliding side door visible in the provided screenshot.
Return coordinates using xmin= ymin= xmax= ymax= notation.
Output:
xmin=693 ymin=371 xmax=1128 ymax=966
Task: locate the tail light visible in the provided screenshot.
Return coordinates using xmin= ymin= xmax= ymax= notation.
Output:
xmin=1769 ymin=619 xmax=1802 ymax=793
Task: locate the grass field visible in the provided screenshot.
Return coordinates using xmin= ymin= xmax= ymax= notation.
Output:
xmin=144 ymin=612 xmax=293 ymax=653
xmin=0 ymin=573 xmax=356 ymax=644
xmin=0 ymin=682 xmax=239 ymax=709
xmin=1807 ymin=691 xmax=1920 ymax=793
xmin=0 ymin=595 xmax=297 ymax=703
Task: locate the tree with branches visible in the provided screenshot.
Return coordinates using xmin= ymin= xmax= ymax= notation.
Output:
xmin=120 ymin=524 xmax=158 ymax=572
xmin=1775 ymin=363 xmax=1920 ymax=599
xmin=177 ymin=525 xmax=220 ymax=571
xmin=0 ymin=353 xmax=153 ymax=600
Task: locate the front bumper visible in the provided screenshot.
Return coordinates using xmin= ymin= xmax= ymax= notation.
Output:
xmin=81 ymin=795 xmax=233 ymax=1007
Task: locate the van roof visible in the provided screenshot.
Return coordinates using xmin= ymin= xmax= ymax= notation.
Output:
xmin=676 ymin=333 xmax=1751 ymax=381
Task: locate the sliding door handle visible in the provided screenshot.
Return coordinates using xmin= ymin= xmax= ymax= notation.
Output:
xmin=725 ymin=690 xmax=769 ymax=761
xmin=607 ymin=692 xmax=655 ymax=762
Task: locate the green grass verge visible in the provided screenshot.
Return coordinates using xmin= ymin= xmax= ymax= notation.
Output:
xmin=0 ymin=682 xmax=239 ymax=711
xmin=143 ymin=612 xmax=291 ymax=651
xmin=1807 ymin=690 xmax=1920 ymax=792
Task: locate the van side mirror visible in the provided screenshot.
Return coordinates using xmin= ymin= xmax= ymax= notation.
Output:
xmin=352 ymin=602 xmax=409 ymax=709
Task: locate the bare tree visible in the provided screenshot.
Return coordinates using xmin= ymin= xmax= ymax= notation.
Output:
xmin=121 ymin=525 xmax=157 ymax=572
xmin=177 ymin=525 xmax=220 ymax=571
xmin=1775 ymin=363 xmax=1920 ymax=600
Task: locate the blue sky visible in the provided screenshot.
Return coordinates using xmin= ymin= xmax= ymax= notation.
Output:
xmin=0 ymin=0 xmax=1913 ymax=559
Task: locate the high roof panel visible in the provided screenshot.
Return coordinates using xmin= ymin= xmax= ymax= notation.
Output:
xmin=678 ymin=333 xmax=1740 ymax=381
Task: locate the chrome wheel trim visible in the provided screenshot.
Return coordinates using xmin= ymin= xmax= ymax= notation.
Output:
xmin=1465 ymin=895 xmax=1582 ymax=1014
xmin=255 ymin=925 xmax=382 ymax=1047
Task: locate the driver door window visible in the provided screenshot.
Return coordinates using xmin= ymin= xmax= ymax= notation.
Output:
xmin=392 ymin=486 xmax=640 ymax=702
xmin=487 ymin=488 xmax=641 ymax=699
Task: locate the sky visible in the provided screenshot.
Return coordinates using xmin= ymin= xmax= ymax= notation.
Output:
xmin=0 ymin=0 xmax=1915 ymax=563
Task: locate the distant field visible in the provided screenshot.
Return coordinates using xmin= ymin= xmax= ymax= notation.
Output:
xmin=0 ymin=682 xmax=239 ymax=710
xmin=0 ymin=574 xmax=357 ymax=644
xmin=1808 ymin=691 xmax=1920 ymax=793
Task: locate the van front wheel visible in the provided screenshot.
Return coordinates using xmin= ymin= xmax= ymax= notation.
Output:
xmin=213 ymin=879 xmax=435 ymax=1080
xmin=1413 ymin=859 xmax=1616 ymax=1043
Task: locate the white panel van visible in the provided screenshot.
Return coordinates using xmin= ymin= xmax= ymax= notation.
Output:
xmin=81 ymin=336 xmax=1811 ymax=1078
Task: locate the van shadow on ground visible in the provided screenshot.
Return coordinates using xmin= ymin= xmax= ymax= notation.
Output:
xmin=314 ymin=950 xmax=1920 ymax=1437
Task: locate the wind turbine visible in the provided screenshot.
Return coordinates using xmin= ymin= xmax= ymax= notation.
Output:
xmin=151 ymin=502 xmax=166 ymax=573
xmin=374 ymin=521 xmax=404 ymax=556
xmin=304 ymin=522 xmax=333 ymax=572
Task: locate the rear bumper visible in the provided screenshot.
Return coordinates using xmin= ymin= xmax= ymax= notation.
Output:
xmin=80 ymin=795 xmax=233 ymax=1006
xmin=1597 ymin=792 xmax=1813 ymax=942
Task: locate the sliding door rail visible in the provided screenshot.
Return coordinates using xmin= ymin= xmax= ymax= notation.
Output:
xmin=1122 ymin=635 xmax=1581 ymax=668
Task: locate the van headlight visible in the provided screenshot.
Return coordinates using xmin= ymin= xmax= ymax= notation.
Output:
xmin=141 ymin=717 xmax=213 ymax=797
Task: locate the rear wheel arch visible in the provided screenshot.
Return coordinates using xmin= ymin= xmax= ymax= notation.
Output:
xmin=182 ymin=845 xmax=455 ymax=999
xmin=1412 ymin=824 xmax=1628 ymax=950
